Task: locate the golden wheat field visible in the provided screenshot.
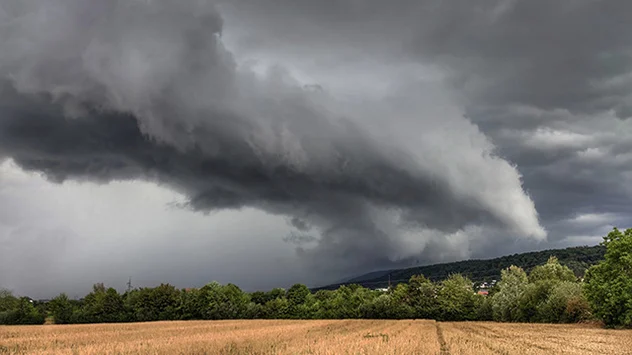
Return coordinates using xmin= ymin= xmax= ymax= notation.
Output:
xmin=1 ymin=319 xmax=631 ymax=355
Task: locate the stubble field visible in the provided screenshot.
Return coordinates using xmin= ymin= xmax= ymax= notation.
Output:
xmin=1 ymin=319 xmax=631 ymax=355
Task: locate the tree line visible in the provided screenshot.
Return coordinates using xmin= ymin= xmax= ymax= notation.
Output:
xmin=1 ymin=228 xmax=630 ymax=328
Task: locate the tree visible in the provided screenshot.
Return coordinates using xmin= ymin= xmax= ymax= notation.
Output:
xmin=250 ymin=291 xmax=268 ymax=305
xmin=78 ymin=284 xmax=124 ymax=323
xmin=436 ymin=274 xmax=480 ymax=321
xmin=264 ymin=297 xmax=289 ymax=319
xmin=515 ymin=256 xmax=582 ymax=323
xmin=0 ymin=297 xmax=45 ymax=325
xmin=178 ymin=288 xmax=203 ymax=320
xmin=125 ymin=284 xmax=180 ymax=322
xmin=515 ymin=281 xmax=552 ymax=322
xmin=361 ymin=293 xmax=413 ymax=319
xmin=198 ymin=282 xmax=250 ymax=320
xmin=407 ymin=275 xmax=439 ymax=319
xmin=528 ymin=256 xmax=576 ymax=283
xmin=50 ymin=293 xmax=74 ymax=324
xmin=102 ymin=288 xmax=125 ymax=322
xmin=0 ymin=289 xmax=18 ymax=312
xmin=584 ymin=228 xmax=632 ymax=328
xmin=539 ymin=281 xmax=590 ymax=323
xmin=286 ymin=284 xmax=310 ymax=318
xmin=491 ymin=265 xmax=528 ymax=322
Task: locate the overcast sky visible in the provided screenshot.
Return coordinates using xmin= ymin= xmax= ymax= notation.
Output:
xmin=1 ymin=0 xmax=630 ymax=299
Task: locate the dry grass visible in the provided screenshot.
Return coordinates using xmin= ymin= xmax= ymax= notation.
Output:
xmin=1 ymin=320 xmax=631 ymax=355
xmin=440 ymin=322 xmax=632 ymax=355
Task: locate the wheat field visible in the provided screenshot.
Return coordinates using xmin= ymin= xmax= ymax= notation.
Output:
xmin=1 ymin=319 xmax=631 ymax=355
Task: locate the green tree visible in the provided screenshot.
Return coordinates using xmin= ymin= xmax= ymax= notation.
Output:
xmin=125 ymin=284 xmax=180 ymax=321
xmin=198 ymin=282 xmax=250 ymax=320
xmin=50 ymin=293 xmax=74 ymax=324
xmin=539 ymin=281 xmax=590 ymax=323
xmin=515 ymin=281 xmax=552 ymax=322
xmin=249 ymin=291 xmax=268 ymax=305
xmin=102 ymin=288 xmax=125 ymax=322
xmin=491 ymin=265 xmax=528 ymax=322
xmin=0 ymin=289 xmax=18 ymax=312
xmin=177 ymin=288 xmax=203 ymax=320
xmin=361 ymin=293 xmax=413 ymax=319
xmin=407 ymin=275 xmax=439 ymax=319
xmin=286 ymin=284 xmax=310 ymax=318
xmin=515 ymin=256 xmax=581 ymax=323
xmin=264 ymin=297 xmax=289 ymax=319
xmin=529 ymin=256 xmax=576 ymax=283
xmin=0 ymin=297 xmax=45 ymax=325
xmin=436 ymin=274 xmax=480 ymax=321
xmin=77 ymin=283 xmax=125 ymax=323
xmin=584 ymin=228 xmax=632 ymax=328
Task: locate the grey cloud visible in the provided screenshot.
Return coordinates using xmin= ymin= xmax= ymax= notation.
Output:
xmin=224 ymin=0 xmax=632 ymax=118
xmin=0 ymin=0 xmax=546 ymax=288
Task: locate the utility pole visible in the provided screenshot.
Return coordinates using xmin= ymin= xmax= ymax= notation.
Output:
xmin=388 ymin=273 xmax=391 ymax=290
xmin=127 ymin=277 xmax=133 ymax=293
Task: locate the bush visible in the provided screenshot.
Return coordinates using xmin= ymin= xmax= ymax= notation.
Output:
xmin=539 ymin=281 xmax=590 ymax=323
xmin=0 ymin=298 xmax=45 ymax=325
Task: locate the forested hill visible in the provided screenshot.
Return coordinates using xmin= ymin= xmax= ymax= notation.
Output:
xmin=314 ymin=245 xmax=605 ymax=291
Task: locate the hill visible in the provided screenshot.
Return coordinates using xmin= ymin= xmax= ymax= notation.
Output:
xmin=313 ymin=245 xmax=605 ymax=291
xmin=341 ymin=269 xmax=397 ymax=284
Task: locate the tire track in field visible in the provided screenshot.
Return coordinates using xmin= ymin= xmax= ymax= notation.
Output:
xmin=435 ymin=322 xmax=450 ymax=355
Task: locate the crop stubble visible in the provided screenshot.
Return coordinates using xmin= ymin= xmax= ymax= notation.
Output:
xmin=1 ymin=320 xmax=630 ymax=354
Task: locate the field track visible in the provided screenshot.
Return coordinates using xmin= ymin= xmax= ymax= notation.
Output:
xmin=1 ymin=319 xmax=631 ymax=354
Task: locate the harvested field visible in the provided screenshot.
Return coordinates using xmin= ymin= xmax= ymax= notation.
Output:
xmin=1 ymin=320 xmax=631 ymax=355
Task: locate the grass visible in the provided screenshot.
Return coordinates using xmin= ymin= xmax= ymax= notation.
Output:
xmin=1 ymin=319 xmax=631 ymax=354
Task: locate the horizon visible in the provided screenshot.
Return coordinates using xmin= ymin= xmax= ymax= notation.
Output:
xmin=7 ymin=242 xmax=606 ymax=300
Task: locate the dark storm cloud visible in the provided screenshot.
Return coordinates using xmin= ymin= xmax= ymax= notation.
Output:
xmin=8 ymin=0 xmax=630 ymax=290
xmin=221 ymin=0 xmax=632 ymax=249
xmin=225 ymin=0 xmax=632 ymax=118
xmin=0 ymin=0 xmax=545 ymax=283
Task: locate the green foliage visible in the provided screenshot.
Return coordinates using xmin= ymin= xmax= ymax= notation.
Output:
xmin=528 ymin=256 xmax=576 ymax=283
xmin=361 ymin=293 xmax=413 ymax=319
xmin=264 ymin=297 xmax=289 ymax=319
xmin=50 ymin=294 xmax=74 ymax=324
xmin=286 ymin=283 xmax=311 ymax=318
xmin=477 ymin=296 xmax=494 ymax=321
xmin=197 ymin=282 xmax=250 ymax=320
xmin=515 ymin=280 xmax=553 ymax=322
xmin=406 ymin=275 xmax=439 ymax=319
xmin=489 ymin=256 xmax=592 ymax=324
xmin=0 ymin=297 xmax=45 ymax=325
xmin=125 ymin=284 xmax=180 ymax=322
xmin=436 ymin=274 xmax=480 ymax=321
xmin=177 ymin=288 xmax=203 ymax=320
xmin=513 ymin=257 xmax=579 ymax=323
xmin=491 ymin=266 xmax=528 ymax=322
xmin=539 ymin=282 xmax=590 ymax=323
xmin=0 ymin=289 xmax=18 ymax=312
xmin=2 ymin=249 xmax=603 ymax=326
xmin=69 ymin=284 xmax=125 ymax=323
xmin=585 ymin=228 xmax=632 ymax=328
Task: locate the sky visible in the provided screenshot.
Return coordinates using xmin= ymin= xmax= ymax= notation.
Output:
xmin=1 ymin=0 xmax=631 ymax=299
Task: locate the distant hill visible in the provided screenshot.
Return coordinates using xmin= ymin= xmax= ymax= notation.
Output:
xmin=313 ymin=245 xmax=605 ymax=291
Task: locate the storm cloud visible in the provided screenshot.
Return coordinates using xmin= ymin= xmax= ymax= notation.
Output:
xmin=1 ymin=0 xmax=629 ymax=296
